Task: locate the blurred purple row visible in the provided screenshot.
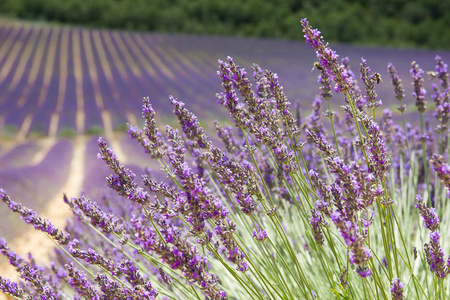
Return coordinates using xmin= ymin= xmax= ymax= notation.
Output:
xmin=1 ymin=24 xmax=449 ymax=137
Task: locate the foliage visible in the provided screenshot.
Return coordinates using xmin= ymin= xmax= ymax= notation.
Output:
xmin=58 ymin=128 xmax=77 ymax=138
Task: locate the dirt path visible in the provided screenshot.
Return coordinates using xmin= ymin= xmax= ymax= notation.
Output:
xmin=30 ymin=136 xmax=57 ymax=165
xmin=0 ymin=136 xmax=87 ymax=287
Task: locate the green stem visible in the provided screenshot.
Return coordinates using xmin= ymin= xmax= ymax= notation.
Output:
xmin=419 ymin=112 xmax=431 ymax=202
xmin=326 ymin=98 xmax=341 ymax=157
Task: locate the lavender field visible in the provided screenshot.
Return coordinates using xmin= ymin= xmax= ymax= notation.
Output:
xmin=1 ymin=18 xmax=450 ymax=299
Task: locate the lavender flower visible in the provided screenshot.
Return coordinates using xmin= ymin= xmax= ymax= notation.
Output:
xmin=0 ymin=239 xmax=61 ymax=299
xmin=430 ymin=66 xmax=450 ymax=133
xmin=217 ymin=58 xmax=252 ymax=128
xmin=316 ymin=62 xmax=333 ymax=100
xmin=215 ymin=121 xmax=240 ymax=154
xmin=64 ymin=195 xmax=125 ymax=236
xmin=266 ymin=70 xmax=298 ymax=133
xmin=252 ymin=228 xmax=268 ymax=242
xmin=330 ymin=211 xmax=372 ymax=277
xmin=301 ymin=18 xmax=353 ymax=93
xmin=434 ymin=55 xmax=449 ymax=89
xmin=128 ymin=97 xmax=165 ymax=159
xmin=303 ymin=96 xmax=325 ymax=138
xmin=339 ymin=268 xmax=348 ymax=289
xmin=65 ymin=263 xmax=102 ymax=300
xmin=391 ymin=278 xmax=405 ymax=300
xmin=98 ymin=137 xmax=151 ymax=205
xmin=387 ymin=63 xmax=406 ymax=111
xmin=165 ymin=126 xmax=231 ymax=232
xmin=171 ymin=96 xmax=211 ymax=149
xmin=343 ymin=106 xmax=390 ymax=179
xmin=431 ymin=86 xmax=450 ymax=133
xmin=306 ymin=129 xmax=336 ymax=158
xmin=310 ymin=209 xmax=326 ymax=245
xmin=424 ymin=231 xmax=448 ymax=279
xmin=0 ymin=189 xmax=69 ymax=244
xmin=430 ymin=154 xmax=450 ymax=190
xmin=411 ymin=61 xmax=427 ymax=113
xmin=309 ymin=170 xmax=332 ymax=217
xmin=0 ymin=277 xmax=24 ymax=298
xmin=207 ymin=146 xmax=259 ymax=214
xmin=228 ymin=59 xmax=285 ymax=138
xmin=360 ymin=57 xmax=382 ymax=111
xmin=416 ymin=194 xmax=440 ymax=231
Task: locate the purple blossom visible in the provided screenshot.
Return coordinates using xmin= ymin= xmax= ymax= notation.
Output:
xmin=252 ymin=228 xmax=268 ymax=242
xmin=391 ymin=278 xmax=405 ymax=300
xmin=301 ymin=18 xmax=354 ymax=93
xmin=0 ymin=190 xmax=69 ymax=244
xmin=98 ymin=137 xmax=151 ymax=205
xmin=430 ymin=154 xmax=450 ymax=190
xmin=357 ymin=266 xmax=372 ymax=278
xmin=424 ymin=230 xmax=449 ymax=279
xmin=416 ymin=194 xmax=440 ymax=231
xmin=266 ymin=70 xmax=298 ymax=133
xmin=171 ymin=96 xmax=211 ymax=149
xmin=331 ymin=211 xmax=372 ymax=276
xmin=65 ymin=263 xmax=102 ymax=300
xmin=310 ymin=209 xmax=326 ymax=245
xmin=64 ymin=195 xmax=125 ymax=236
xmin=303 ymin=96 xmax=325 ymax=138
xmin=0 ymin=277 xmax=24 ymax=298
xmin=387 ymin=62 xmax=406 ymax=105
xmin=360 ymin=57 xmax=381 ymax=110
xmin=434 ymin=55 xmax=449 ymax=89
xmin=411 ymin=61 xmax=427 ymax=113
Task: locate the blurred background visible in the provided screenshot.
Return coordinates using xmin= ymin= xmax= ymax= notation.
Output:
xmin=0 ymin=0 xmax=449 ymax=283
xmin=1 ymin=0 xmax=450 ymax=48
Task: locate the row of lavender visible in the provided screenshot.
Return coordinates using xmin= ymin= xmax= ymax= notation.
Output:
xmin=1 ymin=23 xmax=450 ymax=139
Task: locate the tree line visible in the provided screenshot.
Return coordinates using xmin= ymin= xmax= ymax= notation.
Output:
xmin=1 ymin=0 xmax=449 ymax=49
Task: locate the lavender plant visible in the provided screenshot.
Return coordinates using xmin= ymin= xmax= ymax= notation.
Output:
xmin=2 ymin=19 xmax=450 ymax=299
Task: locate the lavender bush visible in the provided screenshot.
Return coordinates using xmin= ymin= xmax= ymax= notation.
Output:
xmin=2 ymin=19 xmax=450 ymax=299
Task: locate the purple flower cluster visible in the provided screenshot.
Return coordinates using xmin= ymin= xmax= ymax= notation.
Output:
xmin=330 ymin=211 xmax=372 ymax=277
xmin=309 ymin=209 xmax=326 ymax=245
xmin=416 ymin=193 xmax=450 ymax=279
xmin=411 ymin=61 xmax=427 ymax=113
xmin=424 ymin=231 xmax=449 ymax=279
xmin=430 ymin=154 xmax=450 ymax=190
xmin=171 ymin=96 xmax=211 ymax=149
xmin=390 ymin=278 xmax=405 ymax=300
xmin=303 ymin=97 xmax=325 ymax=138
xmin=128 ymin=97 xmax=165 ymax=159
xmin=434 ymin=55 xmax=449 ymax=89
xmin=416 ymin=194 xmax=440 ymax=231
xmin=0 ymin=276 xmax=24 ymax=298
xmin=0 ymin=238 xmax=66 ymax=299
xmin=217 ymin=57 xmax=299 ymax=173
xmin=429 ymin=56 xmax=450 ymax=133
xmin=301 ymin=18 xmax=353 ymax=93
xmin=0 ymin=189 xmax=70 ymax=245
xmin=387 ymin=63 xmax=406 ymax=104
xmin=360 ymin=58 xmax=382 ymax=111
xmin=431 ymin=86 xmax=450 ymax=133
